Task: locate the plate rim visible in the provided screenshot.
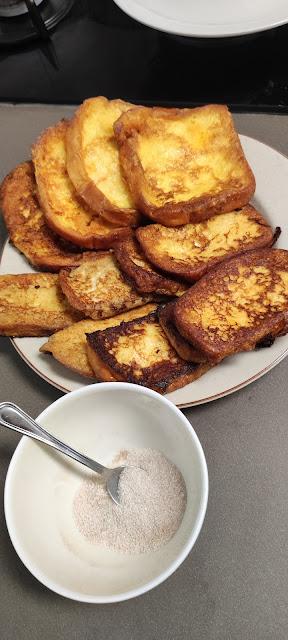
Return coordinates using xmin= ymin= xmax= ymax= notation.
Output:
xmin=112 ymin=0 xmax=288 ymax=38
xmin=2 ymin=133 xmax=288 ymax=407
xmin=11 ymin=335 xmax=74 ymax=395
xmin=9 ymin=323 xmax=288 ymax=408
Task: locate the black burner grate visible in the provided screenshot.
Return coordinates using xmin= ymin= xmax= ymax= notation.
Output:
xmin=0 ymin=0 xmax=74 ymax=44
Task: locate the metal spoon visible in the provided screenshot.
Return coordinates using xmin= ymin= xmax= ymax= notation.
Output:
xmin=0 ymin=402 xmax=125 ymax=505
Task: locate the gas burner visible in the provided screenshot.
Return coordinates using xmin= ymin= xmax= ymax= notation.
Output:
xmin=0 ymin=0 xmax=74 ymax=44
xmin=0 ymin=0 xmax=43 ymax=18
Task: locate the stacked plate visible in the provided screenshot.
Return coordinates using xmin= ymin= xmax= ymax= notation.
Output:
xmin=113 ymin=0 xmax=288 ymax=38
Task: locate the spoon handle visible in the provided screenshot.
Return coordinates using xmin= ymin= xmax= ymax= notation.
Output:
xmin=0 ymin=402 xmax=107 ymax=476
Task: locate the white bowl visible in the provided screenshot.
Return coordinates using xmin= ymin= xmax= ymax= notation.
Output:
xmin=4 ymin=383 xmax=208 ymax=603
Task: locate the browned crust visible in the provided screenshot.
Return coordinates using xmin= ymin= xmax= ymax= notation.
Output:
xmin=87 ymin=342 xmax=210 ymax=392
xmin=113 ymin=236 xmax=186 ymax=295
xmin=58 ymin=254 xmax=153 ymax=320
xmin=134 ymin=184 xmax=255 ymax=227
xmin=0 ymin=317 xmax=72 ymax=338
xmin=0 ymin=273 xmax=80 ymax=336
xmin=70 ymin=177 xmax=140 ymax=228
xmin=114 ymin=105 xmax=256 ymax=226
xmin=136 ymin=205 xmax=276 ymax=282
xmin=66 ymin=97 xmax=141 ymax=227
xmin=0 ymin=161 xmax=96 ymax=271
xmin=166 ymin=363 xmax=211 ymax=393
xmin=86 ymin=343 xmax=119 ymax=382
xmin=43 ymin=209 xmax=131 ymax=251
xmin=158 ymin=302 xmax=207 ymax=363
xmin=32 ymin=120 xmax=131 ymax=250
xmin=86 ymin=311 xmax=210 ymax=394
xmin=174 ymin=248 xmax=288 ymax=363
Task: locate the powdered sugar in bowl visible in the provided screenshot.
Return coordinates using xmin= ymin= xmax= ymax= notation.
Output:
xmin=4 ymin=382 xmax=208 ymax=603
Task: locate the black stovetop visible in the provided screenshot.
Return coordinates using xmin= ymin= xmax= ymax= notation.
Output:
xmin=0 ymin=0 xmax=287 ymax=112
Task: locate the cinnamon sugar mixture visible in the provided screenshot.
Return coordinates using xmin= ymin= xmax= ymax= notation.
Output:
xmin=73 ymin=448 xmax=186 ymax=554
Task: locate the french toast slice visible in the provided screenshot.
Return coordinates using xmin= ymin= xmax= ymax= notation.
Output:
xmin=59 ymin=252 xmax=154 ymax=320
xmin=0 ymin=273 xmax=80 ymax=336
xmin=32 ymin=120 xmax=130 ymax=250
xmin=136 ymin=206 xmax=276 ymax=282
xmin=86 ymin=311 xmax=210 ymax=393
xmin=40 ymin=303 xmax=157 ymax=378
xmin=0 ymin=162 xmax=94 ymax=271
xmin=113 ymin=236 xmax=187 ymax=295
xmin=174 ymin=249 xmax=288 ymax=364
xmin=66 ymin=97 xmax=140 ymax=226
xmin=114 ymin=104 xmax=255 ymax=226
xmin=158 ymin=302 xmax=206 ymax=363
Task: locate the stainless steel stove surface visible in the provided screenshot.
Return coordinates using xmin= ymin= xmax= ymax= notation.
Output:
xmin=0 ymin=0 xmax=287 ymax=112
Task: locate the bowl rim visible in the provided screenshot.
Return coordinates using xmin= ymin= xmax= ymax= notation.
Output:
xmin=4 ymin=382 xmax=209 ymax=603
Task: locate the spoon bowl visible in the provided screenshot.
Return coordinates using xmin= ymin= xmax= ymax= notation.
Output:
xmin=4 ymin=382 xmax=208 ymax=603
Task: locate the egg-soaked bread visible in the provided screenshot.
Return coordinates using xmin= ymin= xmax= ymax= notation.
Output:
xmin=59 ymin=252 xmax=154 ymax=320
xmin=66 ymin=97 xmax=140 ymax=226
xmin=86 ymin=310 xmax=210 ymax=393
xmin=0 ymin=273 xmax=80 ymax=336
xmin=0 ymin=162 xmax=94 ymax=271
xmin=114 ymin=236 xmax=186 ymax=295
xmin=32 ymin=120 xmax=130 ymax=250
xmin=174 ymin=249 xmax=288 ymax=363
xmin=136 ymin=205 xmax=276 ymax=282
xmin=158 ymin=302 xmax=206 ymax=363
xmin=114 ymin=104 xmax=255 ymax=226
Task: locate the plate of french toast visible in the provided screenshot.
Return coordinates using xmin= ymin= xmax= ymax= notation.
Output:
xmin=1 ymin=98 xmax=288 ymax=407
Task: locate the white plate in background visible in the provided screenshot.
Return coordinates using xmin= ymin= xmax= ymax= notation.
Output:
xmin=113 ymin=0 xmax=288 ymax=38
xmin=1 ymin=135 xmax=288 ymax=407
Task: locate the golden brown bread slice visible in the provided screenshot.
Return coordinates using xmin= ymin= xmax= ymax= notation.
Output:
xmin=158 ymin=302 xmax=207 ymax=363
xmin=59 ymin=252 xmax=154 ymax=320
xmin=32 ymin=120 xmax=130 ymax=250
xmin=66 ymin=97 xmax=140 ymax=226
xmin=0 ymin=273 xmax=80 ymax=336
xmin=174 ymin=248 xmax=288 ymax=364
xmin=136 ymin=206 xmax=276 ymax=282
xmin=114 ymin=104 xmax=255 ymax=226
xmin=86 ymin=310 xmax=210 ymax=393
xmin=113 ymin=236 xmax=187 ymax=295
xmin=40 ymin=303 xmax=157 ymax=378
xmin=0 ymin=162 xmax=95 ymax=271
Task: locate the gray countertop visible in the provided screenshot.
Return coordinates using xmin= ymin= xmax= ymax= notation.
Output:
xmin=0 ymin=105 xmax=287 ymax=640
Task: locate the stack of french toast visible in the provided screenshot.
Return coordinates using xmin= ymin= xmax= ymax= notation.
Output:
xmin=1 ymin=97 xmax=288 ymax=394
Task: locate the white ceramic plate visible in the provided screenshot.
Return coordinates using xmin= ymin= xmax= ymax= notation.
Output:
xmin=1 ymin=135 xmax=288 ymax=407
xmin=113 ymin=0 xmax=288 ymax=38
